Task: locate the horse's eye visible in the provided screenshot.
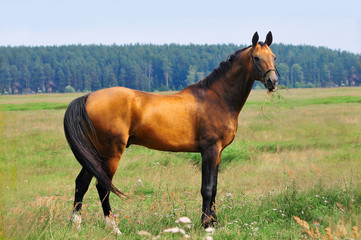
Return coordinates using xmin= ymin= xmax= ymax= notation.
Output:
xmin=254 ymin=56 xmax=260 ymax=61
xmin=274 ymin=56 xmax=277 ymax=60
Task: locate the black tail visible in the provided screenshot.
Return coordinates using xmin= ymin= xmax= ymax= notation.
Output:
xmin=64 ymin=95 xmax=125 ymax=197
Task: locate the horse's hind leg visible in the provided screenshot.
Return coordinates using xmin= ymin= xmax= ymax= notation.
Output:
xmin=96 ymin=181 xmax=122 ymax=235
xmin=96 ymin=182 xmax=111 ymax=216
xmin=97 ymin=153 xmax=124 ymax=235
xmin=72 ymin=168 xmax=93 ymax=229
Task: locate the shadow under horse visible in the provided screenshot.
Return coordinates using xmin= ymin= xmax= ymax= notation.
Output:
xmin=63 ymin=31 xmax=279 ymax=233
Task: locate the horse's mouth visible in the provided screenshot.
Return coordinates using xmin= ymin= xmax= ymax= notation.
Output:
xmin=265 ymin=79 xmax=277 ymax=92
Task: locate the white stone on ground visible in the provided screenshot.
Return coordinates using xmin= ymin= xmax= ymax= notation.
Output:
xmin=175 ymin=216 xmax=192 ymax=224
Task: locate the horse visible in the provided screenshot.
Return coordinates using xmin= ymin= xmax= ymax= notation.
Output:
xmin=63 ymin=31 xmax=279 ymax=233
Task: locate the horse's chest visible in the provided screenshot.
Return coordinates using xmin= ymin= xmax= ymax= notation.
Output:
xmin=200 ymin=117 xmax=238 ymax=146
xmin=221 ymin=122 xmax=238 ymax=145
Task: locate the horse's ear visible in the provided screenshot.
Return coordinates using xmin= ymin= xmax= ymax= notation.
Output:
xmin=252 ymin=32 xmax=259 ymax=47
xmin=265 ymin=31 xmax=273 ymax=46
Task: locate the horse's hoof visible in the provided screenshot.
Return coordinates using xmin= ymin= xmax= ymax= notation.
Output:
xmin=201 ymin=219 xmax=210 ymax=229
xmin=210 ymin=216 xmax=222 ymax=228
xmin=105 ymin=216 xmax=122 ymax=235
xmin=71 ymin=212 xmax=81 ymax=230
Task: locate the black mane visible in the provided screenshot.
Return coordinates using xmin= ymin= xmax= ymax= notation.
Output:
xmin=198 ymin=46 xmax=250 ymax=89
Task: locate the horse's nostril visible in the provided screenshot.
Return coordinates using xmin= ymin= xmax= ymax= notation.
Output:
xmin=266 ymin=79 xmax=273 ymax=89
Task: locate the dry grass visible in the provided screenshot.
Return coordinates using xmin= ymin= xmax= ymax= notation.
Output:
xmin=294 ymin=216 xmax=360 ymax=239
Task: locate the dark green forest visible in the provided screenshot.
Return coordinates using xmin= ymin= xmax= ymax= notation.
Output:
xmin=0 ymin=43 xmax=360 ymax=94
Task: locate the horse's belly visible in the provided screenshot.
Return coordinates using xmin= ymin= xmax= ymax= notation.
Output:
xmin=130 ymin=119 xmax=199 ymax=152
xmin=136 ymin=139 xmax=198 ymax=152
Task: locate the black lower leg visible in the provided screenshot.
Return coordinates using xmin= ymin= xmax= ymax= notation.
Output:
xmin=210 ymin=176 xmax=218 ymax=223
xmin=74 ymin=168 xmax=93 ymax=213
xmin=201 ymin=178 xmax=219 ymax=226
xmin=96 ymin=182 xmax=112 ymax=217
xmin=210 ymin=163 xmax=219 ymax=222
xmin=201 ymin=147 xmax=220 ymax=228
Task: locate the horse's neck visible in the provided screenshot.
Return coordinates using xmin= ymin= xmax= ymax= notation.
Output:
xmin=210 ymin=55 xmax=255 ymax=115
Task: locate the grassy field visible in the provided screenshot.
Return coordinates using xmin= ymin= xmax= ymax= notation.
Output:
xmin=1 ymin=87 xmax=360 ymax=239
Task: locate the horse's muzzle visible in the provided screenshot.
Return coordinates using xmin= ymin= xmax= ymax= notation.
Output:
xmin=265 ymin=78 xmax=278 ymax=92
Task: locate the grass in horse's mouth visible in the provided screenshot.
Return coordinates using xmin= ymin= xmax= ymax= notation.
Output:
xmin=261 ymin=91 xmax=273 ymax=124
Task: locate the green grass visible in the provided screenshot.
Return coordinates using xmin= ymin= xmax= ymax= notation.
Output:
xmin=245 ymin=94 xmax=361 ymax=108
xmin=1 ymin=88 xmax=361 ymax=239
xmin=213 ymin=183 xmax=360 ymax=239
xmin=1 ymin=102 xmax=68 ymax=111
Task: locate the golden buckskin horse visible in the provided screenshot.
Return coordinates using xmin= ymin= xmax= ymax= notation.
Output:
xmin=64 ymin=31 xmax=279 ymax=233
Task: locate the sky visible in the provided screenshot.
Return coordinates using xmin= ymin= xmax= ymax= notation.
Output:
xmin=1 ymin=0 xmax=360 ymax=54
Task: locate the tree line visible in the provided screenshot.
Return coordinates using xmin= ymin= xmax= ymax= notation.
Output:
xmin=0 ymin=43 xmax=360 ymax=94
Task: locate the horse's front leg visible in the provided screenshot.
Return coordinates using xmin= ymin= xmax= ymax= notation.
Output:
xmin=201 ymin=146 xmax=221 ymax=228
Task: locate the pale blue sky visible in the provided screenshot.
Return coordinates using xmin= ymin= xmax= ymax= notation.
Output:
xmin=1 ymin=0 xmax=360 ymax=53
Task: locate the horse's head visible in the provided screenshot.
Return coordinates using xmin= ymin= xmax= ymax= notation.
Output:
xmin=250 ymin=31 xmax=279 ymax=92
